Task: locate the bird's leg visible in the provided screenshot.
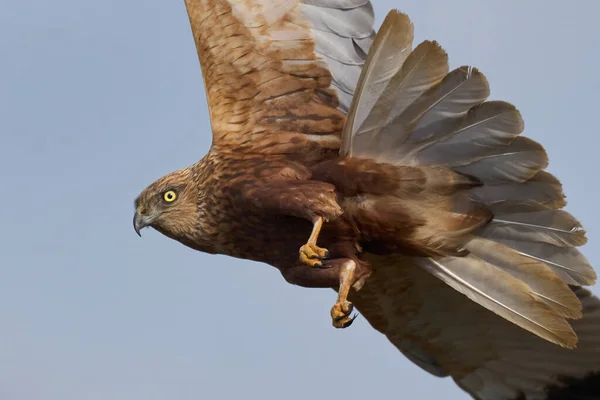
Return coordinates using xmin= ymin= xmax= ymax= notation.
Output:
xmin=235 ymin=179 xmax=342 ymax=268
xmin=330 ymin=259 xmax=358 ymax=328
xmin=299 ymin=217 xmax=330 ymax=268
xmin=282 ymin=258 xmax=363 ymax=329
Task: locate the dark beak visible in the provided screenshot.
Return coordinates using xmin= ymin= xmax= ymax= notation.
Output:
xmin=133 ymin=211 xmax=150 ymax=237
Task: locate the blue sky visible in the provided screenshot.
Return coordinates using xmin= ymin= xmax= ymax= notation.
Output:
xmin=1 ymin=1 xmax=599 ymax=399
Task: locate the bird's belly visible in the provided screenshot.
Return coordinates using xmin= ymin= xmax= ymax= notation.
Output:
xmin=221 ymin=213 xmax=314 ymax=268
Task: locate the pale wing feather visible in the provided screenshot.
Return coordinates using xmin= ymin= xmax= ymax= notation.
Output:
xmin=318 ymin=55 xmax=363 ymax=95
xmin=484 ymin=200 xmax=587 ymax=248
xmin=303 ymin=0 xmax=369 ymax=9
xmin=464 ymin=237 xmax=582 ymax=319
xmin=305 ymin=0 xmax=375 ymax=111
xmin=456 ymin=287 xmax=600 ymax=400
xmin=300 ymin=2 xmax=374 ymax=38
xmin=488 ymin=238 xmax=596 ymax=287
xmin=350 ymin=41 xmax=449 ymax=161
xmin=341 ymin=8 xmax=593 ymax=338
xmin=407 ymin=101 xmax=525 ymax=167
xmin=452 ymin=138 xmax=548 ymax=184
xmin=354 ymin=35 xmax=373 ymax=55
xmin=417 ymin=256 xmax=577 ymax=348
xmin=184 ymin=0 xmax=374 ymax=159
xmin=376 ymin=66 xmax=490 ymax=165
xmin=341 ymin=10 xmax=415 ymax=155
xmin=351 ymin=255 xmax=600 ymax=400
xmin=471 ymin=171 xmax=566 ymax=208
xmin=312 ymin=30 xmax=368 ymax=65
xmin=407 ymin=67 xmax=490 ymax=141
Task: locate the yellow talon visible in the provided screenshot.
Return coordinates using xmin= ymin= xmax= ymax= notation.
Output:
xmin=299 ymin=243 xmax=329 ymax=267
xmin=330 ymin=301 xmax=357 ymax=328
xmin=298 ymin=217 xmax=329 ymax=267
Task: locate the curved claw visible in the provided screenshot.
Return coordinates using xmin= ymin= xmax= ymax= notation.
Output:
xmin=299 ymin=243 xmax=330 ymax=268
xmin=331 ymin=301 xmax=357 ymax=329
xmin=333 ymin=313 xmax=358 ymax=329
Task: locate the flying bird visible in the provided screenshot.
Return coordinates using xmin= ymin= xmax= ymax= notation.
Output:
xmin=133 ymin=0 xmax=600 ymax=398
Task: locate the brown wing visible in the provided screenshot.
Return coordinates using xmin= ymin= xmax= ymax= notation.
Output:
xmin=183 ymin=0 xmax=374 ymax=162
xmin=351 ymin=254 xmax=600 ymax=400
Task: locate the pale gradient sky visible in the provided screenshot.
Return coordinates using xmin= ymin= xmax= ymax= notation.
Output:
xmin=1 ymin=1 xmax=600 ymax=399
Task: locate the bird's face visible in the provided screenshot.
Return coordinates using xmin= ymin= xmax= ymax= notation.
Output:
xmin=133 ymin=168 xmax=198 ymax=239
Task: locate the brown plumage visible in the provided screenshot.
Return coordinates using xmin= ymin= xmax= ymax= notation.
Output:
xmin=133 ymin=2 xmax=600 ymax=399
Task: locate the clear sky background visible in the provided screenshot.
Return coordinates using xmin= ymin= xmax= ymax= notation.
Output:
xmin=1 ymin=1 xmax=599 ymax=399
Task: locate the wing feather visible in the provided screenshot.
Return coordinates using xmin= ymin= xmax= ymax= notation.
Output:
xmin=184 ymin=0 xmax=375 ymax=160
xmin=418 ymin=256 xmax=577 ymax=348
xmin=484 ymin=200 xmax=587 ymax=248
xmin=340 ymin=10 xmax=415 ymax=155
xmin=464 ymin=237 xmax=582 ymax=319
xmin=341 ymin=13 xmax=598 ymax=399
xmin=351 ymin=255 xmax=600 ymax=400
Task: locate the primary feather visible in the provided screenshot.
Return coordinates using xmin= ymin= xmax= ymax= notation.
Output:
xmin=341 ymin=10 xmax=415 ymax=154
xmin=339 ymin=10 xmax=595 ymax=348
xmin=418 ymin=255 xmax=578 ymax=348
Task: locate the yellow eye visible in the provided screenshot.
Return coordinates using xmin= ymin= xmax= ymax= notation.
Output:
xmin=163 ymin=190 xmax=177 ymax=203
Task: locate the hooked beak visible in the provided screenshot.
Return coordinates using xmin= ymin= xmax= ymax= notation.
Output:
xmin=133 ymin=209 xmax=151 ymax=237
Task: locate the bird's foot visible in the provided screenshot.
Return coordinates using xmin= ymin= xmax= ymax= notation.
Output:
xmin=331 ymin=301 xmax=358 ymax=328
xmin=299 ymin=217 xmax=329 ymax=268
xmin=299 ymin=243 xmax=330 ymax=268
xmin=329 ymin=259 xmax=358 ymax=328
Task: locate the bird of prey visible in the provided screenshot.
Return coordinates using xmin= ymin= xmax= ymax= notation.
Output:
xmin=133 ymin=0 xmax=600 ymax=398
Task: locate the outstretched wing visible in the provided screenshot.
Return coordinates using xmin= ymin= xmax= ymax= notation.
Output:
xmin=341 ymin=10 xmax=600 ymax=399
xmin=351 ymin=255 xmax=600 ymax=400
xmin=338 ymin=9 xmax=598 ymax=345
xmin=184 ymin=0 xmax=374 ymax=162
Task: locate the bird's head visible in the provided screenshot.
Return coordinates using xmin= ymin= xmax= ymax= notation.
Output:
xmin=133 ymin=168 xmax=198 ymax=240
